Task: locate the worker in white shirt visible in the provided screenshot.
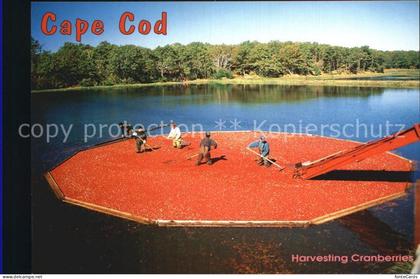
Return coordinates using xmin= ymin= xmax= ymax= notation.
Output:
xmin=167 ymin=122 xmax=182 ymax=149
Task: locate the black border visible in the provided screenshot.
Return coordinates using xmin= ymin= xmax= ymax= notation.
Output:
xmin=2 ymin=0 xmax=31 ymax=273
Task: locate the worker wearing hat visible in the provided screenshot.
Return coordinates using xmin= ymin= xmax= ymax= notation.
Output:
xmin=132 ymin=127 xmax=148 ymax=153
xmin=167 ymin=122 xmax=182 ymax=149
xmin=248 ymin=136 xmax=271 ymax=167
xmin=196 ymin=131 xmax=218 ymax=165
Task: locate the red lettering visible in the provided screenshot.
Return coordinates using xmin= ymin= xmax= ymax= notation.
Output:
xmin=154 ymin=12 xmax=167 ymax=35
xmin=75 ymin=18 xmax=89 ymax=42
xmin=138 ymin=20 xmax=151 ymax=35
xmin=60 ymin=20 xmax=72 ymax=35
xmin=41 ymin=12 xmax=57 ymax=35
xmin=119 ymin=12 xmax=135 ymax=35
xmin=91 ymin=20 xmax=104 ymax=35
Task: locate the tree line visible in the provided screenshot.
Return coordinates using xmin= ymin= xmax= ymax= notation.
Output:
xmin=31 ymin=38 xmax=419 ymax=90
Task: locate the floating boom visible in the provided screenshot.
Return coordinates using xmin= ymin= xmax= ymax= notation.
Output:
xmin=294 ymin=123 xmax=420 ymax=179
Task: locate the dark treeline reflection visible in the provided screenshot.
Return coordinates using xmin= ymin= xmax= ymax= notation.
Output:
xmin=150 ymin=84 xmax=384 ymax=105
xmin=34 ymin=85 xmax=385 ymax=106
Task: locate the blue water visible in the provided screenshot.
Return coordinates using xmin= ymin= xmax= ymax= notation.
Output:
xmin=31 ymin=84 xmax=420 ymax=273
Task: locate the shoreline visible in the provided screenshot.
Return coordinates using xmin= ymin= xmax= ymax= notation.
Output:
xmin=31 ymin=69 xmax=420 ymax=93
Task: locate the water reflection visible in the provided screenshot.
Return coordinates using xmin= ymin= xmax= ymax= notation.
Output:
xmin=338 ymin=211 xmax=410 ymax=255
xmin=34 ymin=84 xmax=385 ymax=106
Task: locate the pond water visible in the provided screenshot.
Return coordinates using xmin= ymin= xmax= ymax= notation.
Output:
xmin=31 ymin=84 xmax=420 ymax=273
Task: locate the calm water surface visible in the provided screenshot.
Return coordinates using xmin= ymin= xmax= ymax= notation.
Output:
xmin=31 ymin=84 xmax=420 ymax=273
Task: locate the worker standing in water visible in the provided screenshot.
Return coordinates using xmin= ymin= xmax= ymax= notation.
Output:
xmin=196 ymin=131 xmax=218 ymax=166
xmin=132 ymin=127 xmax=148 ymax=153
xmin=167 ymin=122 xmax=182 ymax=148
xmin=248 ymin=136 xmax=271 ymax=167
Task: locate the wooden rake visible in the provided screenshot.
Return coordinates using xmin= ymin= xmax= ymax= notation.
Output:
xmin=246 ymin=147 xmax=285 ymax=171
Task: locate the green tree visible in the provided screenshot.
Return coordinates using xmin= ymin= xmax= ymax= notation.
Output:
xmin=30 ymin=39 xmax=419 ymax=90
xmin=109 ymin=45 xmax=156 ymax=83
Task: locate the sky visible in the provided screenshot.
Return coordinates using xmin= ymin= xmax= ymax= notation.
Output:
xmin=31 ymin=1 xmax=420 ymax=52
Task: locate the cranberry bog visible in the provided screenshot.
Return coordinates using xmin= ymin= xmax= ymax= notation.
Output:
xmin=44 ymin=131 xmax=414 ymax=227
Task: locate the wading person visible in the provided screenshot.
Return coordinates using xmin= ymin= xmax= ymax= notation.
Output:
xmin=132 ymin=128 xmax=148 ymax=153
xmin=248 ymin=136 xmax=271 ymax=167
xmin=196 ymin=131 xmax=217 ymax=166
xmin=167 ymin=122 xmax=182 ymax=149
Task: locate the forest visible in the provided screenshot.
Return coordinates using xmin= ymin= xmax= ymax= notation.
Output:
xmin=31 ymin=38 xmax=419 ymax=90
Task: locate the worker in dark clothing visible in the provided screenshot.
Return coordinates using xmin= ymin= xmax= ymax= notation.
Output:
xmin=248 ymin=136 xmax=271 ymax=167
xmin=196 ymin=131 xmax=218 ymax=165
xmin=119 ymin=122 xmax=133 ymax=138
xmin=132 ymin=128 xmax=148 ymax=153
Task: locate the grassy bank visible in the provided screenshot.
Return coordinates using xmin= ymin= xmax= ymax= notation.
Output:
xmin=31 ymin=69 xmax=419 ymax=93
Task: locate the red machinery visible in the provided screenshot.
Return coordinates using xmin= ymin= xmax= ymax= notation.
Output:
xmin=294 ymin=123 xmax=420 ymax=179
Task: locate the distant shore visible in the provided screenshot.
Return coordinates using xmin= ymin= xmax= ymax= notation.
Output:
xmin=31 ymin=69 xmax=420 ymax=93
